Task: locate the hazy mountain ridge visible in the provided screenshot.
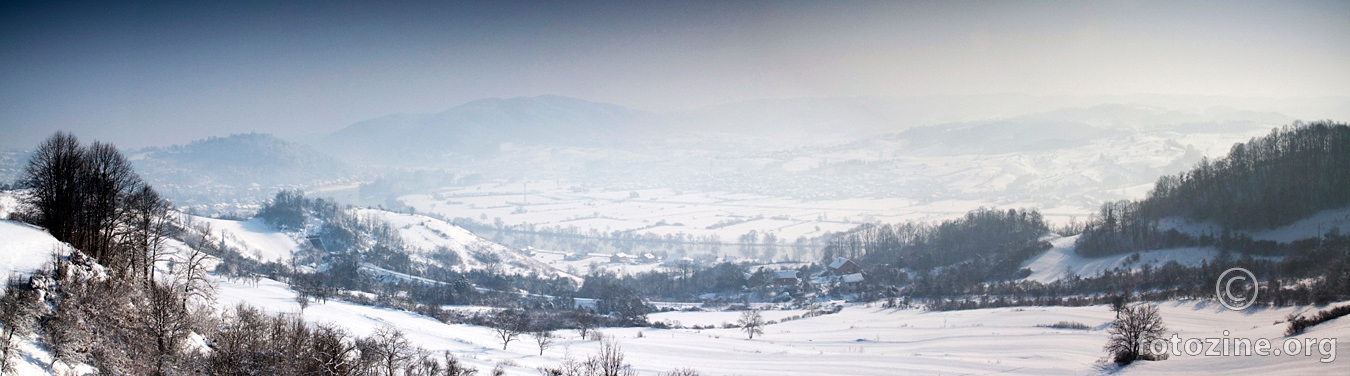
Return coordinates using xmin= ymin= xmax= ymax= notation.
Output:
xmin=82 ymin=96 xmax=1306 ymax=218
xmin=131 ymin=133 xmax=354 ymax=208
xmin=323 ymin=95 xmax=667 ymax=166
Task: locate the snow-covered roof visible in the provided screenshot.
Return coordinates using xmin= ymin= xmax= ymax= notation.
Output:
xmin=841 ymin=273 xmax=864 ymax=283
xmin=774 ymin=270 xmax=799 ymax=279
xmin=828 ymin=257 xmax=851 ymax=269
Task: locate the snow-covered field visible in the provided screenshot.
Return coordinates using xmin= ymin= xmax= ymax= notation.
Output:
xmin=216 ymin=274 xmax=1349 ymax=375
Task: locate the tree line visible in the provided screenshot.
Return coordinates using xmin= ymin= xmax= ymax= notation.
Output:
xmin=15 ymin=131 xmax=177 ymax=285
xmin=821 ymin=207 xmax=1049 ymax=282
xmin=1077 ymin=121 xmax=1350 ymax=256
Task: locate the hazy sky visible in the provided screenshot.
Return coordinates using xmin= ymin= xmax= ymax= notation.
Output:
xmin=3 ymin=1 xmax=1348 ymax=149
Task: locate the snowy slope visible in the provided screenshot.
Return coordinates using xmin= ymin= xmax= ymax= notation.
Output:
xmin=181 ymin=208 xmax=571 ymax=278
xmin=1023 ymin=208 xmax=1350 ymax=284
xmin=217 ymin=273 xmax=1349 ymax=375
xmin=0 ymin=219 xmax=68 ymax=278
xmin=1021 ymin=235 xmax=1217 ymax=283
xmin=354 ymin=209 xmax=571 ymax=278
xmin=186 ymin=215 xmax=300 ymax=263
xmin=1157 ymin=207 xmax=1350 ymax=244
xmin=1250 ymin=207 xmax=1350 ymax=242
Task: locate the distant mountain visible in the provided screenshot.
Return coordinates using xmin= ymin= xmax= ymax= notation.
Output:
xmin=887 ymin=104 xmax=1284 ymax=156
xmin=132 ymin=133 xmax=352 ymax=207
xmin=322 ymin=95 xmax=665 ymax=166
xmin=669 ymin=97 xmax=906 ymax=138
xmin=892 ymin=120 xmax=1123 ymax=155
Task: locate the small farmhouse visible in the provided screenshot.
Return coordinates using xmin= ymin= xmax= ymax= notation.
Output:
xmin=828 ymin=257 xmax=859 ymax=275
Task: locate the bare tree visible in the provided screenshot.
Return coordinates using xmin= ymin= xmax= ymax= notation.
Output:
xmin=491 ymin=309 xmax=530 ymax=350
xmin=359 ymin=326 xmax=413 ymax=376
xmin=1109 ymin=291 xmax=1131 ymax=319
xmin=142 ymin=281 xmax=190 ymax=375
xmin=571 ymin=311 xmax=597 ymax=340
xmin=124 ymin=185 xmax=175 ymax=285
xmin=0 ymin=277 xmax=39 ymax=374
xmin=19 ymin=132 xmax=85 ymax=248
xmin=531 ymin=330 xmax=555 ymax=356
xmin=588 ymin=341 xmax=635 ymax=376
xmin=1104 ymin=304 xmax=1168 ymax=364
xmin=307 ymin=323 xmax=356 ymax=376
xmin=661 ymin=368 xmax=702 ymax=376
xmin=737 ymin=309 xmax=765 ymax=339
xmin=295 ymin=293 xmax=311 ymax=314
xmin=442 ymin=351 xmax=478 ymax=376
xmin=177 ymin=247 xmax=216 ymax=310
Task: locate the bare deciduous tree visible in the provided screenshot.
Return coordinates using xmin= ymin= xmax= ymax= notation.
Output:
xmin=737 ymin=309 xmax=765 ymax=339
xmin=0 ymin=277 xmax=39 ymax=374
xmin=491 ymin=309 xmax=530 ymax=350
xmin=1104 ymin=304 xmax=1168 ymax=364
xmin=572 ymin=311 xmax=597 ymax=340
xmin=177 ymin=246 xmax=216 ymax=310
xmin=359 ymin=326 xmax=414 ymax=376
xmin=660 ymin=368 xmax=702 ymax=376
xmin=531 ymin=330 xmax=555 ymax=356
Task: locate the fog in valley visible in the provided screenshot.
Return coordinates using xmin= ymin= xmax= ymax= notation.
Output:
xmin=1 ymin=2 xmax=1348 ymax=375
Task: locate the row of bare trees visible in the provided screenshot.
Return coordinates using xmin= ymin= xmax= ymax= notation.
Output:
xmin=18 ymin=132 xmax=177 ymax=285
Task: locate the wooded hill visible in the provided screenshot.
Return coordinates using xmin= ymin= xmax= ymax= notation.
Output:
xmin=1076 ymin=121 xmax=1350 ymax=256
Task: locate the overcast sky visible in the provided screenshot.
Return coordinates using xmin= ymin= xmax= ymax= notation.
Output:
xmin=3 ymin=0 xmax=1348 ymax=149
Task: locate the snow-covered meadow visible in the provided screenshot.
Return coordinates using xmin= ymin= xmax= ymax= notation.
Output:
xmin=215 ymin=274 xmax=1350 ymax=376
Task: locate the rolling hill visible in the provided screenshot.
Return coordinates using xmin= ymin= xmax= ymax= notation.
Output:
xmin=322 ymin=95 xmax=666 ymax=166
xmin=131 ymin=133 xmax=354 ymax=208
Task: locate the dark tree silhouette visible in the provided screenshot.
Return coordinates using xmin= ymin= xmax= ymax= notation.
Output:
xmin=1105 ymin=304 xmax=1168 ymax=364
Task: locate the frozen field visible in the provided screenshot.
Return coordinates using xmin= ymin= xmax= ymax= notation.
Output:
xmin=214 ymin=274 xmax=1349 ymax=375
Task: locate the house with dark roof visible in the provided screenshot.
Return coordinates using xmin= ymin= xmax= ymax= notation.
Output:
xmin=827 ymin=257 xmax=859 ymax=275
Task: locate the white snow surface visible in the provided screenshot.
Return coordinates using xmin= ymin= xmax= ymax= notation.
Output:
xmin=0 ymin=219 xmax=67 ymax=277
xmin=1022 ymin=235 xmax=1217 ymax=283
xmin=353 ymin=208 xmax=572 ymax=279
xmin=186 ymin=215 xmax=300 ymax=263
xmin=218 ymin=273 xmax=1349 ymax=375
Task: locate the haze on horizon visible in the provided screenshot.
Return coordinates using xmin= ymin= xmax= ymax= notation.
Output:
xmin=3 ymin=0 xmax=1349 ymax=150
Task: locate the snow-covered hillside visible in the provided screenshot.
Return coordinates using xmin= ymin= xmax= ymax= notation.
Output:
xmin=1022 ymin=208 xmax=1350 ymax=283
xmin=1022 ymin=235 xmax=1218 ymax=283
xmin=0 ymin=219 xmax=67 ymax=278
xmin=1158 ymin=207 xmax=1350 ymax=243
xmin=352 ymin=209 xmax=571 ymax=279
xmin=179 ymin=208 xmax=569 ymax=279
xmin=187 ymin=215 xmax=300 ymax=263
